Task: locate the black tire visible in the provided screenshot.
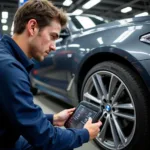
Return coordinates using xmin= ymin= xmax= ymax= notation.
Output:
xmin=30 ymin=87 xmax=38 ymax=95
xmin=81 ymin=61 xmax=150 ymax=150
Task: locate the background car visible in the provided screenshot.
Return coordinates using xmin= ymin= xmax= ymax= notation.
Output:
xmin=30 ymin=14 xmax=150 ymax=150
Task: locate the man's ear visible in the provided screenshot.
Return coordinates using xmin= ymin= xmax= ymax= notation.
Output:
xmin=27 ymin=19 xmax=38 ymax=36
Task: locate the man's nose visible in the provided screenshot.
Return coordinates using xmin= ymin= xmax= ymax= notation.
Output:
xmin=50 ymin=43 xmax=56 ymax=51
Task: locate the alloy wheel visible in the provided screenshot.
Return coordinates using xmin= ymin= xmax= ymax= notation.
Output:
xmin=82 ymin=71 xmax=136 ymax=150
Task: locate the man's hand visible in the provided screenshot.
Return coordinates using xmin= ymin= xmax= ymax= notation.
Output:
xmin=84 ymin=118 xmax=102 ymax=140
xmin=53 ymin=108 xmax=75 ymax=126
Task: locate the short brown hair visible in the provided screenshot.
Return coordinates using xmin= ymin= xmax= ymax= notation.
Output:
xmin=13 ymin=0 xmax=68 ymax=34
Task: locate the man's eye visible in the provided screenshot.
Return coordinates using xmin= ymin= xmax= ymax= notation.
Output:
xmin=50 ymin=35 xmax=55 ymax=40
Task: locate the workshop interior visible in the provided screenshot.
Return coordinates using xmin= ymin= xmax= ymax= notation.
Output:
xmin=0 ymin=0 xmax=150 ymax=150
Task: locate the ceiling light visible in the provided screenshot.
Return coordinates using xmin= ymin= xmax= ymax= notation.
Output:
xmin=2 ymin=11 xmax=8 ymax=19
xmin=135 ymin=12 xmax=149 ymax=17
xmin=63 ymin=0 xmax=72 ymax=6
xmin=121 ymin=7 xmax=132 ymax=13
xmin=1 ymin=19 xmax=7 ymax=24
xmin=82 ymin=0 xmax=101 ymax=9
xmin=2 ymin=25 xmax=8 ymax=31
xmin=72 ymin=9 xmax=83 ymax=15
xmin=19 ymin=0 xmax=28 ymax=7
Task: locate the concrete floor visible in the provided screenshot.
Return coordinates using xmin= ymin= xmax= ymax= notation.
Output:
xmin=34 ymin=93 xmax=100 ymax=150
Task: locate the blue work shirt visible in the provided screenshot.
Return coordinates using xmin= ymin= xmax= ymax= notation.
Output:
xmin=0 ymin=35 xmax=89 ymax=149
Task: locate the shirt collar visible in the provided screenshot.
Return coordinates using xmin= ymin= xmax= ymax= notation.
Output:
xmin=1 ymin=35 xmax=34 ymax=72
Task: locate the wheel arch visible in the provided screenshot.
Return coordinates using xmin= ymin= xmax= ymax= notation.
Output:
xmin=75 ymin=46 xmax=150 ymax=101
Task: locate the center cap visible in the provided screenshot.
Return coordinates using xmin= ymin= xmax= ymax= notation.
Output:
xmin=105 ymin=105 xmax=111 ymax=112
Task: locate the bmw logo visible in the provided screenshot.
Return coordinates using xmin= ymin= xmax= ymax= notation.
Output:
xmin=105 ymin=105 xmax=111 ymax=112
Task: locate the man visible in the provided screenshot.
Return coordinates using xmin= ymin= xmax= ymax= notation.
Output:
xmin=0 ymin=0 xmax=102 ymax=149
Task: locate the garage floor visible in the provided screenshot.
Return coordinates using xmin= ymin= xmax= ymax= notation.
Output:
xmin=34 ymin=93 xmax=100 ymax=150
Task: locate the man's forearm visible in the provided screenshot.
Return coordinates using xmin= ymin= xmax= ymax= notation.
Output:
xmin=53 ymin=114 xmax=59 ymax=126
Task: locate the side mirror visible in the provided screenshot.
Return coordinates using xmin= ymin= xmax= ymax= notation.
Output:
xmin=59 ymin=28 xmax=70 ymax=38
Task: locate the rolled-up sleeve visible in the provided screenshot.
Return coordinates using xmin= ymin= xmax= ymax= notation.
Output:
xmin=0 ymin=61 xmax=89 ymax=150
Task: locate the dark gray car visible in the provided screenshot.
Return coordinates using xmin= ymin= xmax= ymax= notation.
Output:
xmin=30 ymin=14 xmax=150 ymax=150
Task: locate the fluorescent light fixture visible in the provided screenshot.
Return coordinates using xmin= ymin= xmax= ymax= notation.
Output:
xmin=82 ymin=0 xmax=101 ymax=9
xmin=2 ymin=11 xmax=8 ymax=19
xmin=121 ymin=7 xmax=132 ymax=13
xmin=72 ymin=9 xmax=83 ymax=15
xmin=135 ymin=12 xmax=149 ymax=17
xmin=2 ymin=25 xmax=8 ymax=31
xmin=1 ymin=19 xmax=7 ymax=24
xmin=63 ymin=0 xmax=72 ymax=6
xmin=20 ymin=0 xmax=24 ymax=3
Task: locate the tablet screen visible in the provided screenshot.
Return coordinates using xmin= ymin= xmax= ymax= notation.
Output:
xmin=66 ymin=104 xmax=97 ymax=129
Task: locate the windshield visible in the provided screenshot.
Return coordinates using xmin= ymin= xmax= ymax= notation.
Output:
xmin=69 ymin=15 xmax=105 ymax=30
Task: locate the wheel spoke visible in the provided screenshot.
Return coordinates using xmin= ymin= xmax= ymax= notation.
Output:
xmin=99 ymin=115 xmax=109 ymax=141
xmin=113 ymin=103 xmax=134 ymax=110
xmin=92 ymin=75 xmax=103 ymax=100
xmin=109 ymin=115 xmax=120 ymax=149
xmin=112 ymin=114 xmax=127 ymax=146
xmin=112 ymin=83 xmax=125 ymax=104
xmin=108 ymin=75 xmax=118 ymax=100
xmin=113 ymin=112 xmax=135 ymax=121
xmin=84 ymin=92 xmax=102 ymax=104
xmin=99 ymin=111 xmax=107 ymax=120
xmin=95 ymin=74 xmax=107 ymax=100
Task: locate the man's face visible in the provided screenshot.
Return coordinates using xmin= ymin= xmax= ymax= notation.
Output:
xmin=29 ymin=19 xmax=61 ymax=61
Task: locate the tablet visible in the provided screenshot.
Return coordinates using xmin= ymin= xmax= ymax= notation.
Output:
xmin=64 ymin=101 xmax=102 ymax=129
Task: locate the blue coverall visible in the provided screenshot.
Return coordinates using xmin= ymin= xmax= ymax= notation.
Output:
xmin=0 ymin=35 xmax=89 ymax=150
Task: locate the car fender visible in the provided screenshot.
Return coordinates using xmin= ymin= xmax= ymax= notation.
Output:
xmin=74 ymin=46 xmax=150 ymax=100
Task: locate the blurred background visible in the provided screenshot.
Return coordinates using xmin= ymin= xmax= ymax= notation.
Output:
xmin=0 ymin=0 xmax=150 ymax=37
xmin=0 ymin=1 xmax=150 ymax=150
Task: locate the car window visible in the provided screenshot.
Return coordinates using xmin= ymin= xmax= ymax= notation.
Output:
xmin=69 ymin=15 xmax=105 ymax=30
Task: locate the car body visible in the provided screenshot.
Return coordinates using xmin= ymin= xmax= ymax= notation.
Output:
xmin=0 ymin=23 xmax=2 ymax=39
xmin=30 ymin=14 xmax=150 ymax=150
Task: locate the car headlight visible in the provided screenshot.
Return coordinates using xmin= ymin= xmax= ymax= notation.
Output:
xmin=140 ymin=33 xmax=150 ymax=44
